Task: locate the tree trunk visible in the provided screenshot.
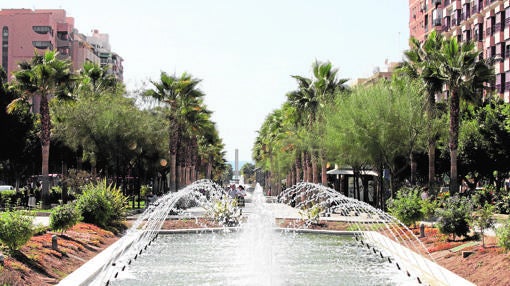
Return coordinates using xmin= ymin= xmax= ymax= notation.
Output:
xmin=311 ymin=152 xmax=318 ymax=184
xmin=301 ymin=151 xmax=307 ymax=182
xmin=428 ymin=141 xmax=436 ymax=190
xmin=427 ymin=91 xmax=437 ymax=192
xmin=40 ymin=94 xmax=51 ymax=209
xmin=295 ymin=155 xmax=301 ymax=184
xmin=206 ymin=160 xmax=212 ymax=179
xmin=449 ymin=91 xmax=460 ymax=194
xmin=320 ymin=152 xmax=327 ymax=186
xmin=410 ymin=152 xmax=417 ymax=185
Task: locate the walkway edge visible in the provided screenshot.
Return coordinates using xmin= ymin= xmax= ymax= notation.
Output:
xmin=57 ymin=231 xmax=139 ymax=286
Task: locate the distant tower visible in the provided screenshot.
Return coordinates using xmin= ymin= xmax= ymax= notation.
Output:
xmin=235 ymin=149 xmax=239 ymax=182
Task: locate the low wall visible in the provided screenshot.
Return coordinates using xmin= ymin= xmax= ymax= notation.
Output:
xmin=365 ymin=231 xmax=476 ymax=286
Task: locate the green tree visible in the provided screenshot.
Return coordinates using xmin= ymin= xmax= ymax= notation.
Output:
xmin=458 ymin=98 xmax=510 ymax=189
xmin=324 ymin=79 xmax=426 ymax=205
xmin=9 ymin=51 xmax=73 ymax=208
xmin=144 ymin=72 xmax=206 ymax=191
xmin=471 ymin=203 xmax=495 ymax=248
xmin=398 ymin=30 xmax=445 ymax=188
xmin=241 ymin=162 xmax=256 ymax=183
xmin=287 ymin=60 xmax=348 ymax=184
xmin=77 ymin=61 xmax=119 ymax=96
xmin=434 ymin=38 xmax=494 ymax=194
xmin=387 ymin=187 xmax=424 ymax=227
xmin=435 ymin=195 xmax=473 ymax=240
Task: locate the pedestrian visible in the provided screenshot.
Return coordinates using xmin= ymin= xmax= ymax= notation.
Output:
xmin=236 ymin=185 xmax=246 ymax=207
xmin=228 ymin=184 xmax=237 ymax=198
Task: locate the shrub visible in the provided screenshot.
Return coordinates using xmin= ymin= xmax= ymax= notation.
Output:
xmin=495 ymin=187 xmax=510 ymax=214
xmin=496 ymin=219 xmax=510 ymax=251
xmin=421 ymin=198 xmax=438 ymax=220
xmin=472 ymin=185 xmax=495 ymax=208
xmin=49 ymin=202 xmax=81 ymax=234
xmin=471 ymin=203 xmax=495 ymax=247
xmin=299 ymin=204 xmax=323 ymax=226
xmin=435 ymin=195 xmax=473 ymax=240
xmin=0 ymin=210 xmax=33 ymax=252
xmin=205 ymin=195 xmax=240 ymax=226
xmin=387 ymin=187 xmax=424 ymax=227
xmin=0 ymin=190 xmax=16 ymax=210
xmin=75 ymin=180 xmax=127 ymax=228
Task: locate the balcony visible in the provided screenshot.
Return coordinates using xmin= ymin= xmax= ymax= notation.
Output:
xmin=486 ymin=26 xmax=493 ymax=36
xmin=32 ymin=41 xmax=53 ymax=50
xmin=472 ymin=5 xmax=480 ymax=15
xmin=505 ymin=82 xmax=510 ymax=92
xmin=434 ymin=18 xmax=442 ymax=26
xmin=442 ymin=24 xmax=451 ymax=31
xmin=495 ymin=22 xmax=502 ymax=33
xmin=56 ymin=38 xmax=71 ymax=48
xmin=506 ymin=17 xmax=510 ymax=28
xmin=452 ymin=16 xmax=458 ymax=26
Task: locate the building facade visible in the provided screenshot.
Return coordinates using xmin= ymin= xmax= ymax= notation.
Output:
xmin=0 ymin=9 xmax=122 ymax=81
xmin=409 ymin=0 xmax=510 ymax=101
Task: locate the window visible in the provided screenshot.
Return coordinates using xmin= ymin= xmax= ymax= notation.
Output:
xmin=486 ymin=16 xmax=495 ymax=36
xmin=505 ymin=71 xmax=510 ymax=91
xmin=32 ymin=41 xmax=53 ymax=50
xmin=474 ymin=23 xmax=483 ymax=41
xmin=2 ymin=27 xmax=7 ymax=72
xmin=32 ymin=26 xmax=52 ymax=35
xmin=464 ymin=30 xmax=471 ymax=42
xmin=499 ymin=42 xmax=506 ymax=58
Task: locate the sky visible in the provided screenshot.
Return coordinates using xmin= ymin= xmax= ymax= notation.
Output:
xmin=1 ymin=0 xmax=409 ymax=162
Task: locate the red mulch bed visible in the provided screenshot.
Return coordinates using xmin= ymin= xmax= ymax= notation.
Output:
xmin=0 ymin=223 xmax=118 ymax=286
xmin=382 ymin=226 xmax=510 ymax=286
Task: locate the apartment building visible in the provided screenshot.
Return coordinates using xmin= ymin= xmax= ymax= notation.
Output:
xmin=409 ymin=0 xmax=510 ymax=101
xmin=0 ymin=9 xmax=123 ymax=81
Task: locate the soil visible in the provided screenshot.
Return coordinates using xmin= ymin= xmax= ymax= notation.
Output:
xmin=1 ymin=219 xmax=509 ymax=285
xmin=0 ymin=223 xmax=118 ymax=286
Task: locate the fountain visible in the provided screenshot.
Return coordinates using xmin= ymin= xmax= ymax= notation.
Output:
xmin=59 ymin=180 xmax=474 ymax=286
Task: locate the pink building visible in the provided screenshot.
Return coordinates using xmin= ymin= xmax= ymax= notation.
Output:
xmin=0 ymin=9 xmax=75 ymax=79
xmin=409 ymin=0 xmax=510 ymax=101
xmin=0 ymin=9 xmax=122 ymax=82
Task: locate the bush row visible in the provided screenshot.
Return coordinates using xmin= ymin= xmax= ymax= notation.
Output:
xmin=387 ymin=186 xmax=510 ymax=250
xmin=0 ymin=180 xmax=127 ymax=253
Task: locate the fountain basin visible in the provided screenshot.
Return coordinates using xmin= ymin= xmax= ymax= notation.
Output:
xmin=107 ymin=231 xmax=419 ymax=286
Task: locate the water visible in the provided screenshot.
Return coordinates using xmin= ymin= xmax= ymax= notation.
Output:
xmin=93 ymin=181 xmax=442 ymax=285
xmin=110 ymin=232 xmax=418 ymax=286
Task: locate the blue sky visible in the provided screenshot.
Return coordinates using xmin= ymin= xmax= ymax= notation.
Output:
xmin=2 ymin=0 xmax=409 ymax=162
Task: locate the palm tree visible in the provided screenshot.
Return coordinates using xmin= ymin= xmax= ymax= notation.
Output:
xmin=398 ymin=30 xmax=444 ymax=188
xmin=435 ymin=38 xmax=494 ymax=194
xmin=9 ymin=51 xmax=73 ymax=208
xmin=144 ymin=72 xmax=204 ymax=191
xmin=287 ymin=60 xmax=348 ymax=184
xmin=78 ymin=61 xmax=118 ymax=95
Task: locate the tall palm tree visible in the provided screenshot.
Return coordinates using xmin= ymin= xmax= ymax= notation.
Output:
xmin=287 ymin=60 xmax=348 ymax=184
xmin=9 ymin=51 xmax=73 ymax=208
xmin=144 ymin=72 xmax=204 ymax=191
xmin=435 ymin=38 xmax=494 ymax=194
xmin=398 ymin=30 xmax=444 ymax=188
